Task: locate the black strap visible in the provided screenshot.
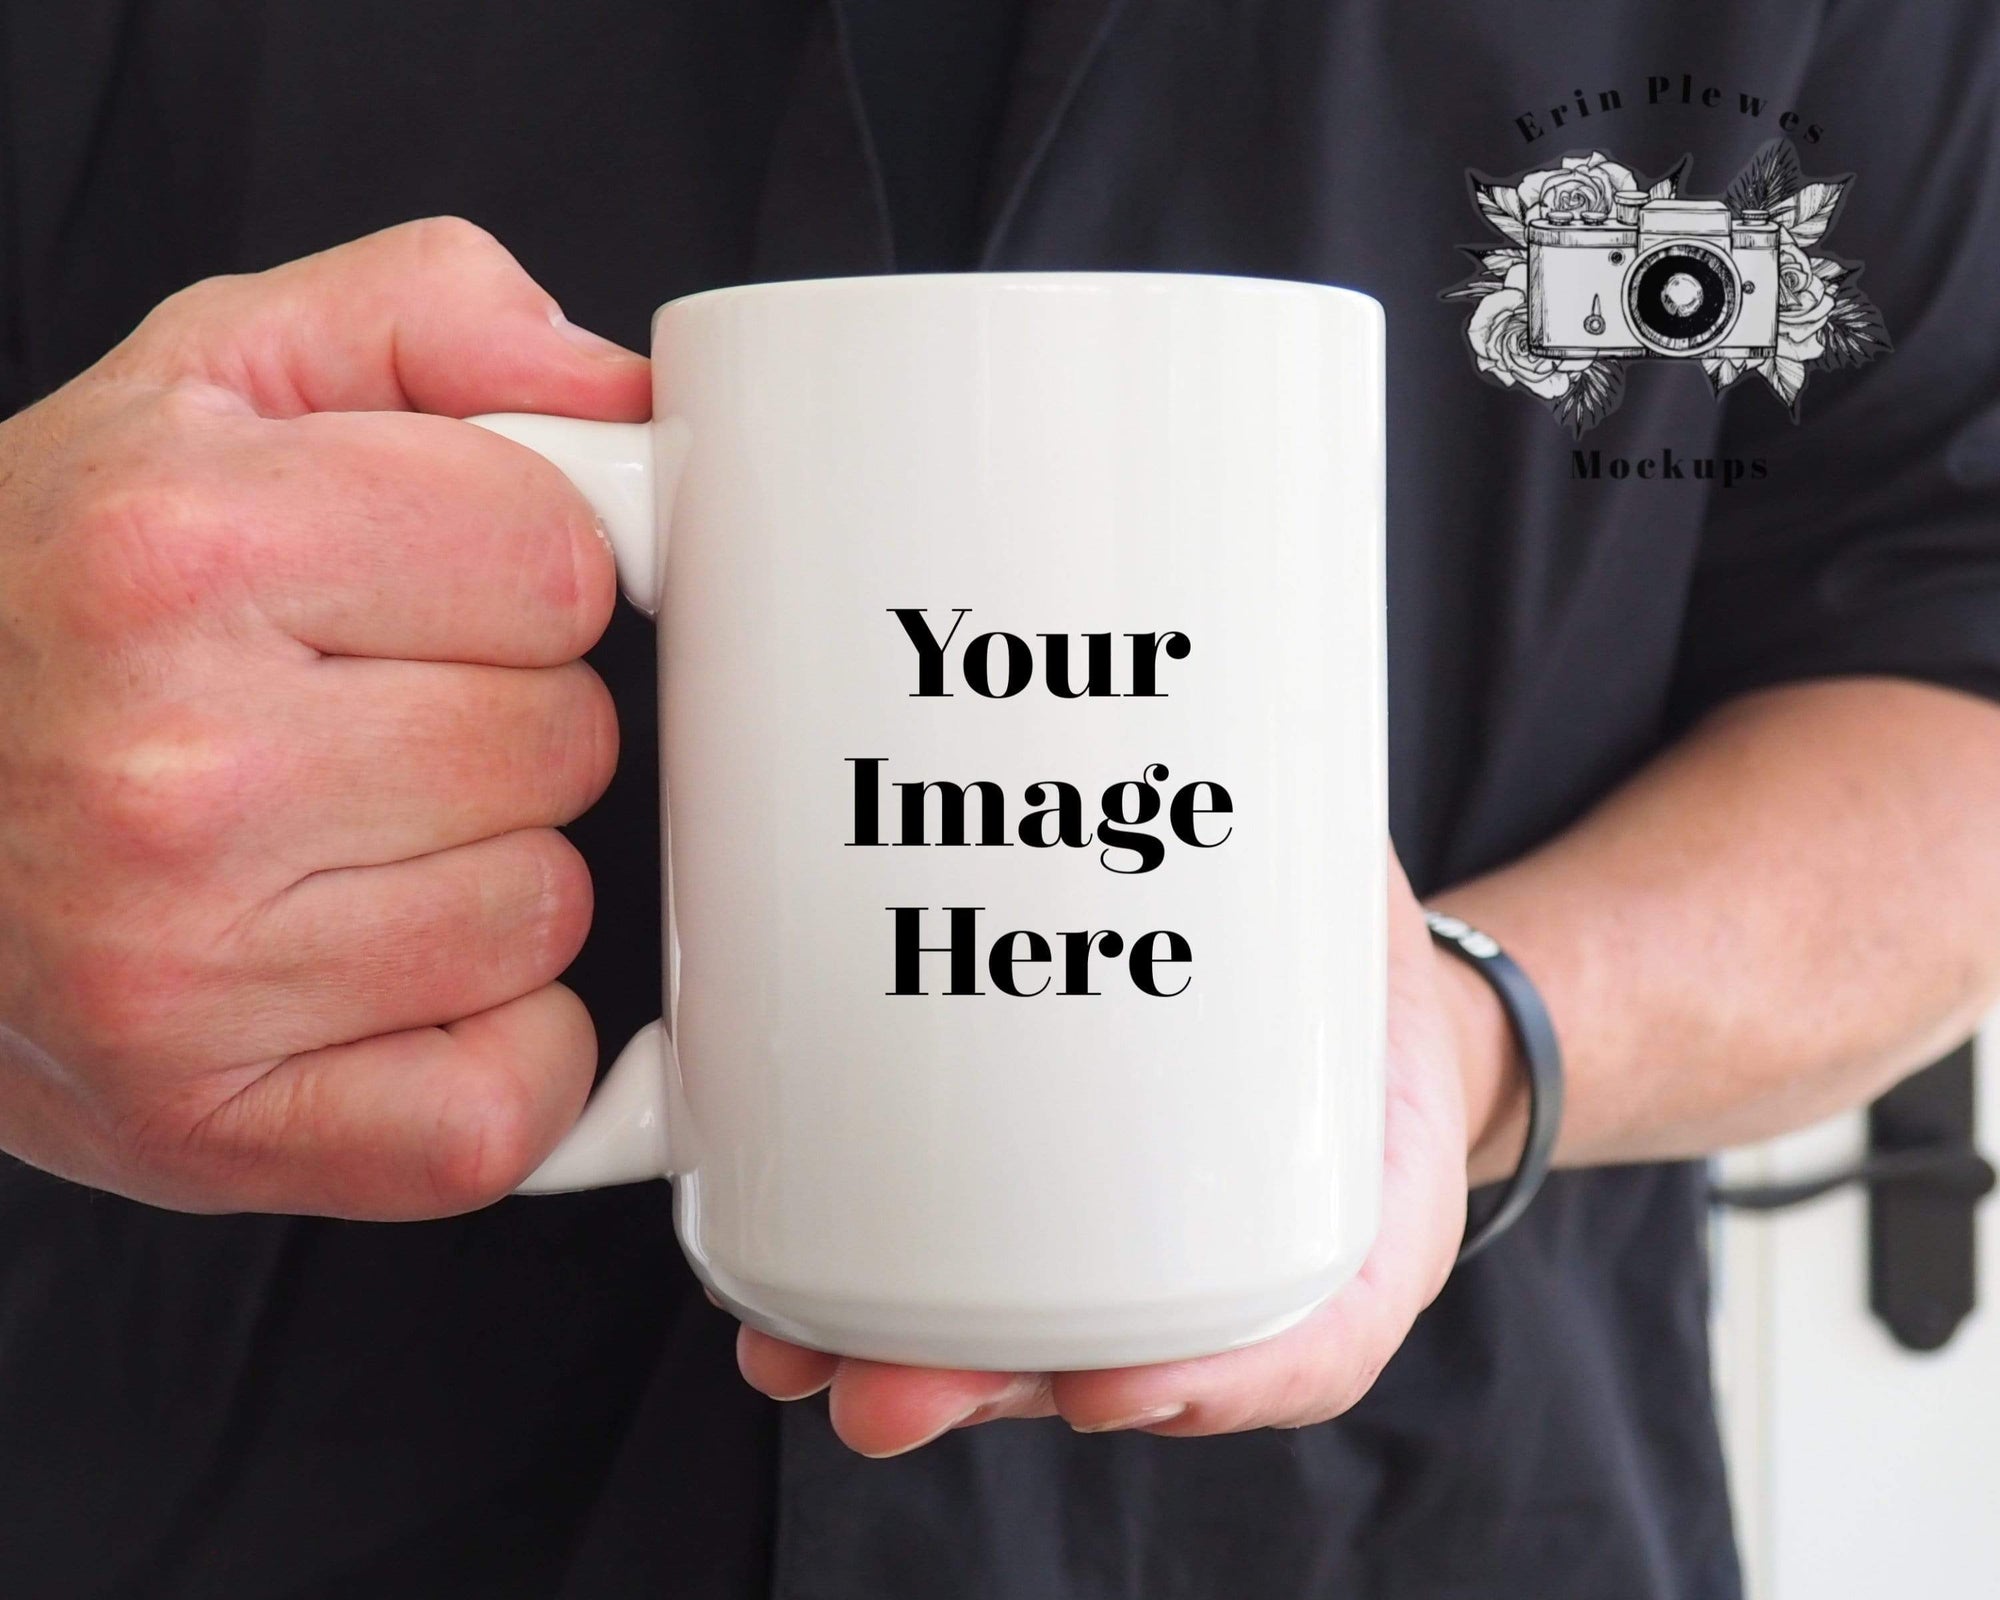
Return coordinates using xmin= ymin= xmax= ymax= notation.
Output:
xmin=1425 ymin=910 xmax=1566 ymax=1262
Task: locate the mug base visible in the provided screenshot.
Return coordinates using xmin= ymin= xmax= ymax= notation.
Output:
xmin=693 ymin=1249 xmax=1369 ymax=1371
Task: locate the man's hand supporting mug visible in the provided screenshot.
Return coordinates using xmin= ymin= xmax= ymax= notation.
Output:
xmin=742 ymin=679 xmax=2000 ymax=1450
xmin=4 ymin=224 xmax=2000 ymax=1451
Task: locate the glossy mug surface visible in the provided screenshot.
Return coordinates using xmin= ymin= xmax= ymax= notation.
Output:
xmin=473 ymin=272 xmax=1386 ymax=1369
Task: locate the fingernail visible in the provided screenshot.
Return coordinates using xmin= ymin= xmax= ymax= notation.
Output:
xmin=766 ymin=1374 xmax=833 ymax=1402
xmin=1073 ymin=1402 xmax=1188 ymax=1434
xmin=949 ymin=1375 xmax=1043 ymax=1431
xmin=857 ymin=1398 xmax=989 ymax=1460
xmin=550 ymin=307 xmax=641 ymax=361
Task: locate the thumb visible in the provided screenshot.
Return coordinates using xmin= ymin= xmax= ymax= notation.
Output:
xmin=106 ymin=215 xmax=651 ymax=422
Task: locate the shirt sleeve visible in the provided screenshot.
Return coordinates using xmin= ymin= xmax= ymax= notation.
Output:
xmin=1669 ymin=0 xmax=2000 ymax=727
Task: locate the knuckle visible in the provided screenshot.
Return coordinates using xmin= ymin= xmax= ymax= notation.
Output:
xmin=426 ymin=832 xmax=593 ymax=994
xmin=485 ymin=472 xmax=618 ymax=659
xmin=65 ymin=474 xmax=244 ymax=635
xmin=149 ymin=377 xmax=244 ymax=435
xmin=73 ymin=719 xmax=256 ymax=864
xmin=72 ymin=473 xmax=201 ymax=558
xmin=125 ymin=274 xmax=251 ymax=354
xmin=399 ymin=214 xmax=512 ymax=274
xmin=565 ymin=499 xmax=621 ymax=632
xmin=554 ymin=514 xmax=619 ymax=653
xmin=574 ymin=667 xmax=622 ymax=799
xmin=505 ymin=497 xmax=615 ymax=658
xmin=49 ymin=931 xmax=203 ymax=1061
xmin=539 ymin=666 xmax=620 ymax=817
xmin=526 ymin=831 xmax=596 ymax=975
xmin=423 ymin=1061 xmax=546 ymax=1210
xmin=107 ymin=281 xmax=262 ymax=393
xmin=155 ymin=272 xmax=250 ymax=323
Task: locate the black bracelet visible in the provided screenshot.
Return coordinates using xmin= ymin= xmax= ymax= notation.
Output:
xmin=1425 ymin=910 xmax=1566 ymax=1263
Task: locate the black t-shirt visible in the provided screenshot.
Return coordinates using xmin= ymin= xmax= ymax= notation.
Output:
xmin=841 ymin=0 xmax=1030 ymax=270
xmin=5 ymin=3 xmax=2000 ymax=1598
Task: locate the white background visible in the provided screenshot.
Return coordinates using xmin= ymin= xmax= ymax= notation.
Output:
xmin=1713 ymin=1015 xmax=2000 ymax=1597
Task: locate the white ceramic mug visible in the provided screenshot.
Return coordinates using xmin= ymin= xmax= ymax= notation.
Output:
xmin=471 ymin=271 xmax=1385 ymax=1370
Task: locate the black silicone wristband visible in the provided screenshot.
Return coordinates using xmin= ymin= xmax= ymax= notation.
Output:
xmin=1425 ymin=910 xmax=1566 ymax=1263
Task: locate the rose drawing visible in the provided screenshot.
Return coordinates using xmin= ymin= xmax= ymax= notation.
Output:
xmin=1465 ymin=262 xmax=1594 ymax=399
xmin=1774 ymin=235 xmax=1838 ymax=362
xmin=1517 ymin=153 xmax=1641 ymax=223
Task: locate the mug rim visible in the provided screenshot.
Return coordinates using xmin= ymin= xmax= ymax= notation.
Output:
xmin=651 ymin=270 xmax=1383 ymax=329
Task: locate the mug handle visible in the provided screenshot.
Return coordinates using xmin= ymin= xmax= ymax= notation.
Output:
xmin=466 ymin=412 xmax=691 ymax=1190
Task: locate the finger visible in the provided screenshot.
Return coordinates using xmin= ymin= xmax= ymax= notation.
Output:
xmin=110 ymin=216 xmax=651 ymax=422
xmin=736 ymin=1327 xmax=838 ymax=1402
xmin=736 ymin=1330 xmax=1058 ymax=1443
xmin=223 ymin=828 xmax=593 ymax=1061
xmin=824 ymin=1361 xmax=1037 ymax=1460
xmin=187 ymin=408 xmax=618 ymax=667
xmin=1049 ymin=1296 xmax=1381 ymax=1438
xmin=254 ymin=655 xmax=618 ymax=873
xmin=169 ymin=982 xmax=598 ymax=1220
xmin=952 ymin=1373 xmax=1058 ymax=1428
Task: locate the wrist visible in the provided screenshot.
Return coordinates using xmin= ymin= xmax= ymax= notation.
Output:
xmin=1430 ymin=921 xmax=1530 ymax=1188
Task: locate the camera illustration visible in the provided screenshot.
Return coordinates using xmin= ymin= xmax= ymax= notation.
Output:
xmin=1527 ymin=192 xmax=1778 ymax=360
